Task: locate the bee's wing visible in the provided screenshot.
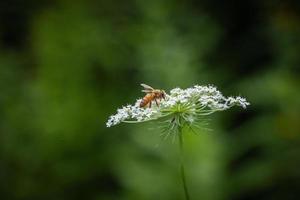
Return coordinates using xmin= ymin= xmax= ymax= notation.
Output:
xmin=140 ymin=83 xmax=154 ymax=90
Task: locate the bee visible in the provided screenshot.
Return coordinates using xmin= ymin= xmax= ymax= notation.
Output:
xmin=140 ymin=83 xmax=166 ymax=108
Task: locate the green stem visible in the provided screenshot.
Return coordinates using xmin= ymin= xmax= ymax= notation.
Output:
xmin=179 ymin=128 xmax=190 ymax=200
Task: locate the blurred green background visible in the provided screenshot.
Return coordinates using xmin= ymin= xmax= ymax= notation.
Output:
xmin=1 ymin=0 xmax=300 ymax=199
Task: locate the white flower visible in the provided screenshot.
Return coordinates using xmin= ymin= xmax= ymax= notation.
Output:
xmin=106 ymin=85 xmax=249 ymax=127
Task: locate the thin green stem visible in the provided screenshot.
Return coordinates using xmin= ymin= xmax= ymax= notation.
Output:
xmin=179 ymin=128 xmax=190 ymax=200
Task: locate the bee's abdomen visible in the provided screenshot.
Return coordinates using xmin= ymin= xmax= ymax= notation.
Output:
xmin=140 ymin=94 xmax=153 ymax=107
xmin=140 ymin=99 xmax=147 ymax=107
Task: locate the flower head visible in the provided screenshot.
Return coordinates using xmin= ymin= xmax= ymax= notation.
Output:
xmin=106 ymin=85 xmax=249 ymax=130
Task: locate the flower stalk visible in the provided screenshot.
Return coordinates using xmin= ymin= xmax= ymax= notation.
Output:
xmin=179 ymin=128 xmax=190 ymax=200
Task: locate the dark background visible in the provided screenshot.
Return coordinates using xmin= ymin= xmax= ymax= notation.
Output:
xmin=1 ymin=0 xmax=300 ymax=199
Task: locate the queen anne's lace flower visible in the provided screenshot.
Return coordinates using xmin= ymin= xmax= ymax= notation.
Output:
xmin=106 ymin=84 xmax=249 ymax=200
xmin=106 ymin=85 xmax=249 ymax=127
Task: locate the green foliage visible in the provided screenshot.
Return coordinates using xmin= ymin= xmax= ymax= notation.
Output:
xmin=0 ymin=0 xmax=300 ymax=200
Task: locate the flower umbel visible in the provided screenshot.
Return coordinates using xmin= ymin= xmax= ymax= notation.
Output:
xmin=106 ymin=85 xmax=249 ymax=129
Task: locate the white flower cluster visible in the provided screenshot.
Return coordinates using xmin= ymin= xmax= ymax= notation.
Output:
xmin=106 ymin=100 xmax=158 ymax=127
xmin=106 ymin=85 xmax=249 ymax=127
xmin=164 ymin=85 xmax=249 ymax=110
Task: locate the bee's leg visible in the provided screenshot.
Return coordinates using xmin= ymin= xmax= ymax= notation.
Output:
xmin=149 ymin=101 xmax=152 ymax=108
xmin=155 ymin=99 xmax=159 ymax=106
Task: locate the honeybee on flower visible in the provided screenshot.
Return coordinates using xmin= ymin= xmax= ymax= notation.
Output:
xmin=139 ymin=83 xmax=166 ymax=108
xmin=106 ymin=84 xmax=249 ymax=128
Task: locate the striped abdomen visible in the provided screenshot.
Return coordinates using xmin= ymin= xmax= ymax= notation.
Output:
xmin=140 ymin=93 xmax=155 ymax=107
